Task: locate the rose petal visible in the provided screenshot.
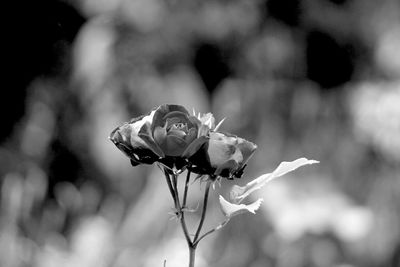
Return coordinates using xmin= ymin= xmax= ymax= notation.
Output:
xmin=163 ymin=111 xmax=189 ymax=122
xmin=110 ymin=121 xmax=160 ymax=165
xmin=188 ymin=115 xmax=201 ymax=130
xmin=129 ymin=109 xmax=156 ymax=132
xmin=151 ymin=104 xmax=189 ymax=132
xmin=219 ymin=195 xmax=263 ymax=218
xmin=230 ymin=158 xmax=319 ymax=203
xmin=138 ymin=122 xmax=165 ymax=157
xmin=237 ymin=138 xmax=257 ymax=164
xmin=109 ymin=124 xmax=130 ymax=145
xmin=214 ymin=159 xmax=238 ymax=178
xmin=184 ymin=127 xmax=197 ymax=143
xmin=153 ymin=125 xmax=167 ymax=150
xmin=168 ymin=129 xmax=187 ymax=139
xmin=110 ymin=119 xmax=148 ymax=150
xmin=165 ymin=117 xmax=184 ymax=129
xmin=211 ymin=132 xmax=238 ymax=145
xmin=207 ymin=132 xmax=238 ymax=167
xmin=182 ymin=136 xmax=208 ymax=158
xmin=165 ymin=135 xmax=187 ymax=156
xmin=186 ymin=131 xmax=257 ymax=178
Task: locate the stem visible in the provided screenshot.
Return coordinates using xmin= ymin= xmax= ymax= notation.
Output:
xmin=182 ymin=170 xmax=191 ymax=208
xmin=163 ymin=170 xmax=215 ymax=267
xmin=193 ymin=181 xmax=211 ymax=243
xmin=170 ymin=172 xmax=193 ymax=248
xmin=171 ymin=173 xmax=181 ymax=212
xmin=194 ymin=218 xmax=230 ymax=246
xmin=189 ymin=245 xmax=196 ymax=267
xmin=172 ymin=172 xmax=196 ymax=267
xmin=163 ymin=169 xmax=177 ymax=205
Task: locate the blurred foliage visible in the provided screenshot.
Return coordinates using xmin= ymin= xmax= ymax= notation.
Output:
xmin=3 ymin=0 xmax=400 ymax=266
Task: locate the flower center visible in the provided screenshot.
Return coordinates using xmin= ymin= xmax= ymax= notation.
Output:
xmin=166 ymin=122 xmax=189 ymax=139
xmin=171 ymin=123 xmax=187 ymax=131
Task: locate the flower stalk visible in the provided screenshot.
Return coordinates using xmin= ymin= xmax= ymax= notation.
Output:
xmin=193 ymin=180 xmax=211 ymax=243
xmin=163 ymin=170 xmax=192 ymax=247
xmin=182 ymin=169 xmax=191 ymax=209
xmin=162 ymin=169 xmax=215 ymax=267
xmin=194 ymin=218 xmax=230 ymax=246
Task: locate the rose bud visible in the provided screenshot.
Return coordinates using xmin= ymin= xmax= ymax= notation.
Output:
xmin=109 ymin=104 xmax=210 ymax=169
xmin=186 ymin=131 xmax=257 ymax=179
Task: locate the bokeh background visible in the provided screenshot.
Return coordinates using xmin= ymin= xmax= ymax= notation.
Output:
xmin=3 ymin=0 xmax=400 ymax=266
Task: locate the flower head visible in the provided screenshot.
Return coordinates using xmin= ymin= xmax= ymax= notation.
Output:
xmin=109 ymin=104 xmax=210 ymax=169
xmin=186 ymin=131 xmax=257 ymax=179
xmin=110 ymin=104 xmax=257 ymax=178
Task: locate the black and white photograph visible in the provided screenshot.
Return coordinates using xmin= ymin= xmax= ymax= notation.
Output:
xmin=3 ymin=0 xmax=400 ymax=266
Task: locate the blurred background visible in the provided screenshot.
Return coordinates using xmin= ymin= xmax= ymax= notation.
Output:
xmin=3 ymin=0 xmax=400 ymax=266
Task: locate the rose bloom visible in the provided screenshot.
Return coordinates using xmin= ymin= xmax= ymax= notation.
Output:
xmin=110 ymin=104 xmax=257 ymax=179
xmin=109 ymin=104 xmax=209 ymax=169
xmin=187 ymin=131 xmax=257 ymax=179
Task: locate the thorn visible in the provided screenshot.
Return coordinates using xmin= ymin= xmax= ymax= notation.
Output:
xmin=214 ymin=118 xmax=226 ymax=131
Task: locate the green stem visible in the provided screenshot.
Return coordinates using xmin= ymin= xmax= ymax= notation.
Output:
xmin=194 ymin=218 xmax=230 ymax=246
xmin=193 ymin=181 xmax=211 ymax=243
xmin=182 ymin=170 xmax=191 ymax=208
xmin=163 ymin=170 xmax=215 ymax=267
xmin=171 ymin=173 xmax=181 ymax=212
xmin=163 ymin=169 xmax=177 ymax=205
xmin=189 ymin=245 xmax=196 ymax=267
xmin=171 ymin=172 xmax=193 ymax=248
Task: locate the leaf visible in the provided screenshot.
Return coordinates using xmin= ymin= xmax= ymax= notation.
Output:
xmin=230 ymin=158 xmax=319 ymax=203
xmin=219 ymin=195 xmax=263 ymax=218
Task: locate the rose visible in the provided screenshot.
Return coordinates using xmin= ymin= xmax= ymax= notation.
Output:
xmin=109 ymin=104 xmax=209 ymax=168
xmin=109 ymin=104 xmax=257 ymax=178
xmin=187 ymin=131 xmax=257 ymax=179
